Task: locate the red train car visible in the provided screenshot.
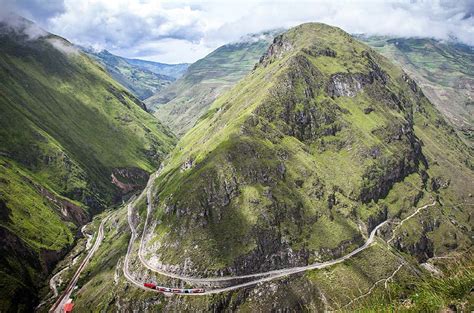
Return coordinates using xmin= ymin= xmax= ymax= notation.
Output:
xmin=144 ymin=283 xmax=156 ymax=289
xmin=144 ymin=283 xmax=205 ymax=294
xmin=64 ymin=299 xmax=74 ymax=312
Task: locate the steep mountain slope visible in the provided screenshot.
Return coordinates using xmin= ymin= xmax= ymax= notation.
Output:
xmin=146 ymin=31 xmax=277 ymax=136
xmin=123 ymin=57 xmax=189 ymax=79
xmin=0 ymin=17 xmax=175 ymax=311
xmin=360 ymin=36 xmax=473 ymax=145
xmin=68 ymin=23 xmax=473 ymax=312
xmin=143 ymin=22 xmax=472 ymax=278
xmin=86 ymin=49 xmax=179 ymax=100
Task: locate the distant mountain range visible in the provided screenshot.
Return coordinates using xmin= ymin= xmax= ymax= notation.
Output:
xmin=123 ymin=57 xmax=189 ymax=79
xmin=146 ymin=30 xmax=280 ymax=136
xmin=84 ymin=48 xmax=189 ymax=100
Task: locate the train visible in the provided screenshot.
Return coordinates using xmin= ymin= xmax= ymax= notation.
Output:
xmin=144 ymin=283 xmax=205 ymax=294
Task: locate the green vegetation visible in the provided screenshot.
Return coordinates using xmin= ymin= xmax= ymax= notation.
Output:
xmin=140 ymin=23 xmax=472 ymax=279
xmin=346 ymin=251 xmax=474 ymax=312
xmin=147 ymin=31 xmax=279 ymax=136
xmin=359 ymin=36 xmax=474 ymax=146
xmin=0 ymin=17 xmax=176 ymax=311
xmin=61 ymin=23 xmax=473 ymax=312
xmin=0 ymin=158 xmax=74 ymax=251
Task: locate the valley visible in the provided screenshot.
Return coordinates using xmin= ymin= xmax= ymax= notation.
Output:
xmin=35 ymin=23 xmax=473 ymax=312
xmin=0 ymin=8 xmax=472 ymax=312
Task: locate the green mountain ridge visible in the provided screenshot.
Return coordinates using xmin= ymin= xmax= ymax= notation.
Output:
xmin=72 ymin=23 xmax=472 ymax=312
xmin=123 ymin=57 xmax=189 ymax=79
xmin=0 ymin=17 xmax=176 ymax=311
xmin=359 ymin=35 xmax=474 ymax=145
xmin=146 ymin=31 xmax=279 ymax=136
xmin=145 ymin=22 xmax=472 ymax=275
xmin=85 ymin=49 xmax=188 ymax=100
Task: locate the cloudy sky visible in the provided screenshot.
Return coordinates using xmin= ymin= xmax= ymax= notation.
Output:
xmin=2 ymin=0 xmax=473 ymax=63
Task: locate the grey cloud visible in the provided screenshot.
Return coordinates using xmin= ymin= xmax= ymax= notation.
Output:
xmin=0 ymin=0 xmax=65 ymax=22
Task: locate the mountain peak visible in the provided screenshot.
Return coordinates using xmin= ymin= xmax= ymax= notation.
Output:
xmin=139 ymin=24 xmax=471 ymax=285
xmin=258 ymin=23 xmax=367 ymax=68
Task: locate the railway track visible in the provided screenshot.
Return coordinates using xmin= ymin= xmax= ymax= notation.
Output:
xmin=49 ymin=215 xmax=109 ymax=312
xmin=123 ymin=172 xmax=437 ymax=295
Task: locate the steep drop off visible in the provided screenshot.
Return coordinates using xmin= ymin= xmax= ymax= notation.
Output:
xmin=0 ymin=17 xmax=175 ymax=311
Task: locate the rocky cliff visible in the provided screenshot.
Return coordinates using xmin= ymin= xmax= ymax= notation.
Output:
xmin=140 ymin=23 xmax=472 ymax=279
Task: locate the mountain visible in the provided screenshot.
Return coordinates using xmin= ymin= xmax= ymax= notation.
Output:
xmin=71 ymin=23 xmax=473 ymax=311
xmin=359 ymin=36 xmax=473 ymax=145
xmin=85 ymin=49 xmax=188 ymax=100
xmin=123 ymin=57 xmax=189 ymax=79
xmin=146 ymin=31 xmax=279 ymax=136
xmin=0 ymin=16 xmax=175 ymax=311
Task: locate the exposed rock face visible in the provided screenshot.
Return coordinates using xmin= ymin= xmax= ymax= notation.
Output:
xmin=180 ymin=158 xmax=194 ymax=171
xmin=327 ymin=73 xmax=370 ymax=98
xmin=39 ymin=187 xmax=89 ymax=226
xmin=303 ymin=45 xmax=337 ymax=58
xmin=259 ymin=34 xmax=293 ymax=66
xmin=364 ymin=107 xmax=374 ymax=114
xmin=111 ymin=167 xmax=149 ymax=194
xmin=143 ymin=23 xmax=471 ymax=281
xmin=327 ymin=54 xmax=388 ymax=98
xmin=232 ymin=229 xmax=310 ymax=275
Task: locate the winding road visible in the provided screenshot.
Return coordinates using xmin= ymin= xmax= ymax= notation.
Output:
xmin=49 ymin=215 xmax=109 ymax=312
xmin=123 ymin=171 xmax=437 ymax=295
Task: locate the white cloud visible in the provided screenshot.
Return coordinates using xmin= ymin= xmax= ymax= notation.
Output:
xmin=47 ymin=1 xmax=205 ymax=50
xmin=2 ymin=0 xmax=473 ymax=63
xmin=47 ymin=37 xmax=80 ymax=55
xmin=0 ymin=13 xmax=48 ymax=40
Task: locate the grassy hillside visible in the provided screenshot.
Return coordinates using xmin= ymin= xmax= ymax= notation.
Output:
xmin=360 ymin=36 xmax=474 ymax=145
xmin=60 ymin=23 xmax=473 ymax=312
xmin=0 ymin=17 xmax=176 ymax=311
xmin=144 ymin=22 xmax=472 ymax=276
xmin=86 ymin=49 xmax=185 ymax=100
xmin=146 ymin=31 xmax=278 ymax=136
